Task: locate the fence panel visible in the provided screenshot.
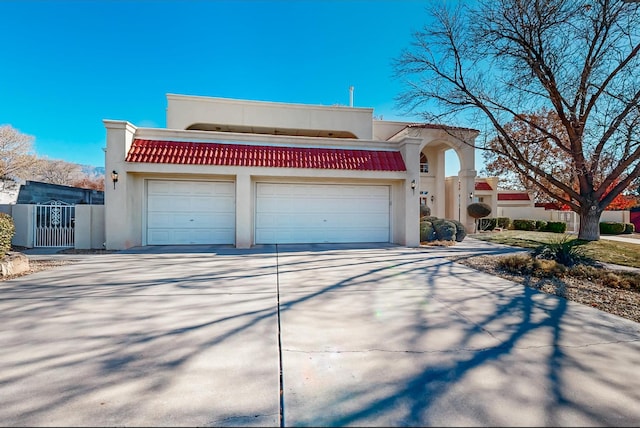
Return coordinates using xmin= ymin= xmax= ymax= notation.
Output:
xmin=34 ymin=201 xmax=75 ymax=247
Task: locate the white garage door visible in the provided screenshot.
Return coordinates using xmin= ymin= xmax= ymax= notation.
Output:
xmin=255 ymin=183 xmax=390 ymax=244
xmin=147 ymin=180 xmax=235 ymax=245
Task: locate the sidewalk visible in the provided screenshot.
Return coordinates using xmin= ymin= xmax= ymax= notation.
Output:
xmin=599 ymin=233 xmax=640 ymax=245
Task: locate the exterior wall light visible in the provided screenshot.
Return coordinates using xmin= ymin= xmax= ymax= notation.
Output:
xmin=411 ymin=179 xmax=416 ymax=193
xmin=111 ymin=170 xmax=119 ymax=189
xmin=469 ymin=192 xmax=474 ymax=200
xmin=430 ymin=195 xmax=435 ymax=203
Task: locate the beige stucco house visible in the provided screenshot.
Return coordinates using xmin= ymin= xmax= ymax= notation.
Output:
xmin=103 ymin=94 xmax=479 ymax=250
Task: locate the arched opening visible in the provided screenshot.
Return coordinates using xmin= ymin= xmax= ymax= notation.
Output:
xmin=420 ymin=152 xmax=429 ymax=173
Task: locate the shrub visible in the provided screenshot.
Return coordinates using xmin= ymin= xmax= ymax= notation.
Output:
xmin=600 ymin=221 xmax=626 ymax=235
xmin=531 ymin=235 xmax=589 ymax=267
xmin=496 ymin=254 xmax=566 ymax=278
xmin=545 ymin=221 xmax=567 ymax=233
xmin=467 ymin=202 xmax=492 ymax=219
xmin=420 ymin=221 xmax=436 ymax=242
xmin=0 ymin=212 xmax=15 ymax=255
xmin=420 ymin=205 xmax=431 ymax=217
xmin=535 ymin=220 xmax=547 ymax=231
xmin=497 ymin=217 xmax=511 ymax=229
xmin=623 ymin=223 xmax=635 ymax=234
xmin=448 ymin=219 xmax=467 ymax=242
xmin=432 ymin=219 xmax=457 ymax=241
xmin=512 ymin=219 xmax=537 ymax=231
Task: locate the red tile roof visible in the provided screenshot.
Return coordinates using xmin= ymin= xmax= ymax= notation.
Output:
xmin=475 ymin=181 xmax=493 ymax=191
xmin=125 ymin=139 xmax=407 ymax=171
xmin=498 ymin=192 xmax=530 ymax=201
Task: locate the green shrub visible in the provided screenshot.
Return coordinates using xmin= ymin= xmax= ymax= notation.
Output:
xmin=420 ymin=221 xmax=436 ymax=242
xmin=531 ymin=235 xmax=589 ymax=267
xmin=420 ymin=205 xmax=431 ymax=217
xmin=448 ymin=219 xmax=467 ymax=242
xmin=432 ymin=219 xmax=457 ymax=241
xmin=600 ymin=221 xmax=626 ymax=235
xmin=467 ymin=202 xmax=492 ymax=219
xmin=545 ymin=221 xmax=567 ymax=233
xmin=512 ymin=219 xmax=537 ymax=231
xmin=623 ymin=223 xmax=635 ymax=234
xmin=0 ymin=212 xmax=15 ymax=255
xmin=535 ymin=220 xmax=547 ymax=231
xmin=497 ymin=217 xmax=511 ymax=229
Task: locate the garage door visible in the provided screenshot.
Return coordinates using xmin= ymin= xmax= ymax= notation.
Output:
xmin=255 ymin=183 xmax=389 ymax=244
xmin=147 ymin=180 xmax=235 ymax=245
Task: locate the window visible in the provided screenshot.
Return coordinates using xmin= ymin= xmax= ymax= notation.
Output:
xmin=420 ymin=153 xmax=429 ymax=173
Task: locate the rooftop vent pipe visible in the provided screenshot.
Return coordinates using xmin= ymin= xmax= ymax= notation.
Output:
xmin=349 ymin=86 xmax=354 ymax=107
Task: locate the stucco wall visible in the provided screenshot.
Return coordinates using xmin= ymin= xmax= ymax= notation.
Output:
xmin=75 ymin=205 xmax=105 ymax=250
xmin=166 ymin=94 xmax=374 ymax=140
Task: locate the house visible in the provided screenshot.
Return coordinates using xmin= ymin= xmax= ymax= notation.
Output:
xmin=104 ymin=94 xmax=479 ymax=250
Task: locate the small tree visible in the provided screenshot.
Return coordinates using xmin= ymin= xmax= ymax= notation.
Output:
xmin=467 ymin=202 xmax=492 ymax=233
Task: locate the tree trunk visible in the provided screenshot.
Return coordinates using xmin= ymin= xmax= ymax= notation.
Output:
xmin=578 ymin=207 xmax=602 ymax=241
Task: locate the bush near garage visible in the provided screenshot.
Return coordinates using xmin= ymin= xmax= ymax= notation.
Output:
xmin=0 ymin=213 xmax=15 ymax=255
xmin=624 ymin=223 xmax=635 ymax=234
xmin=420 ymin=217 xmax=466 ymax=244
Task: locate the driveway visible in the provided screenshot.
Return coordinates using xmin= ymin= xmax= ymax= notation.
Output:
xmin=2 ymin=240 xmax=640 ymax=427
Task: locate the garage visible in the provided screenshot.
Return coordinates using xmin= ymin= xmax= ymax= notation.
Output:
xmin=255 ymin=183 xmax=390 ymax=244
xmin=147 ymin=180 xmax=235 ymax=245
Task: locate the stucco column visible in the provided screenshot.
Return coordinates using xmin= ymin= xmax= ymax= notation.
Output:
xmin=103 ymin=120 xmax=136 ymax=250
xmin=434 ymin=149 xmax=446 ymax=218
xmin=458 ymin=168 xmax=477 ymax=233
xmin=399 ymin=137 xmax=422 ymax=247
xmin=235 ymin=172 xmax=252 ymax=248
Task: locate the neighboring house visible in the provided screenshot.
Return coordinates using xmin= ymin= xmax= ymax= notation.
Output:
xmin=444 ymin=176 xmax=534 ymax=221
xmin=16 ymin=180 xmax=104 ymax=205
xmin=104 ymin=94 xmax=479 ymax=249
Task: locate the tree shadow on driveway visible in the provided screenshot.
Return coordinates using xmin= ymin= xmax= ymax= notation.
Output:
xmin=0 ymin=241 xmax=639 ymax=426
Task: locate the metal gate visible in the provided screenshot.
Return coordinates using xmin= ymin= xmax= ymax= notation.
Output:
xmin=34 ymin=201 xmax=75 ymax=247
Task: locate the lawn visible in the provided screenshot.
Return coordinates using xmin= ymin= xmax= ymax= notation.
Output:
xmin=468 ymin=230 xmax=640 ymax=269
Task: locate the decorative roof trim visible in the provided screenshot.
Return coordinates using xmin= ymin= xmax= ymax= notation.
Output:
xmin=125 ymin=139 xmax=407 ymax=171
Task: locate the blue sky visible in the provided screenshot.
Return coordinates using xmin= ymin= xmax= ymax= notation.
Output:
xmin=1 ymin=0 xmax=468 ymax=174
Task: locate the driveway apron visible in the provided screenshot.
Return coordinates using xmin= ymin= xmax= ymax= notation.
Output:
xmin=1 ymin=240 xmax=640 ymax=427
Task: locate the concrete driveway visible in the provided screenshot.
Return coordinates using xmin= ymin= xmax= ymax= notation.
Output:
xmin=2 ymin=239 xmax=640 ymax=427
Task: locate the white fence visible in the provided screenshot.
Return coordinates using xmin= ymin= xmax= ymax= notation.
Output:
xmin=34 ymin=201 xmax=75 ymax=247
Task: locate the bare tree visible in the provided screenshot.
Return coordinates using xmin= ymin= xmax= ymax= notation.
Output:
xmin=28 ymin=158 xmax=84 ymax=186
xmin=0 ymin=125 xmax=38 ymax=187
xmin=395 ymin=0 xmax=640 ymax=240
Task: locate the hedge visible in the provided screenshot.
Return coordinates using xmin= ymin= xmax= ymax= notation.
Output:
xmin=600 ymin=221 xmax=626 ymax=235
xmin=545 ymin=221 xmax=567 ymax=233
xmin=512 ymin=219 xmax=537 ymax=231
